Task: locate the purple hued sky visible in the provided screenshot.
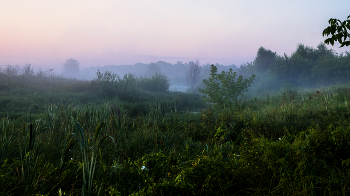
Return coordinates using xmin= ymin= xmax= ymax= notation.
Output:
xmin=1 ymin=0 xmax=349 ymax=71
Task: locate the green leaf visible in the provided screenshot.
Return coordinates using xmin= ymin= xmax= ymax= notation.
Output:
xmin=94 ymin=121 xmax=105 ymax=142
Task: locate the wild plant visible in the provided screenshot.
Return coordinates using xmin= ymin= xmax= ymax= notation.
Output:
xmin=36 ymin=68 xmax=46 ymax=78
xmin=138 ymin=73 xmax=171 ymax=93
xmin=199 ymin=64 xmax=255 ymax=109
xmin=0 ymin=117 xmax=14 ymax=160
xmin=22 ymin=64 xmax=34 ymax=76
xmin=4 ymin=65 xmax=20 ymax=76
xmin=12 ymin=121 xmax=51 ymax=194
xmin=71 ymin=119 xmax=115 ymax=195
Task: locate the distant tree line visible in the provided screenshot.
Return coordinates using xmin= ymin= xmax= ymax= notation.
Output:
xmin=0 ymin=64 xmax=55 ymax=78
xmin=80 ymin=60 xmax=238 ymax=81
xmin=235 ymin=43 xmax=350 ymax=94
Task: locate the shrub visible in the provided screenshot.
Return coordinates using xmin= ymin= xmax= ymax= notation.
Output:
xmin=199 ymin=64 xmax=255 ymax=109
xmin=94 ymin=70 xmax=140 ymax=100
xmin=138 ymin=73 xmax=170 ymax=93
xmin=94 ymin=69 xmax=118 ymax=97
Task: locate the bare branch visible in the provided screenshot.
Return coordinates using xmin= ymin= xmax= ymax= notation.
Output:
xmin=186 ymin=60 xmax=202 ymax=88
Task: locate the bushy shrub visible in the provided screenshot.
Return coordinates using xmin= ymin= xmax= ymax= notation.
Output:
xmin=199 ymin=64 xmax=255 ymax=109
xmin=22 ymin=64 xmax=34 ymax=76
xmin=94 ymin=70 xmax=140 ymax=100
xmin=138 ymin=73 xmax=170 ymax=93
xmin=3 ymin=65 xmax=20 ymax=76
xmin=94 ymin=70 xmax=118 ymax=97
xmin=117 ymin=73 xmax=139 ymax=101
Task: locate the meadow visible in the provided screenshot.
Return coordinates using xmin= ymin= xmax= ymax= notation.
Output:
xmin=1 ymin=69 xmax=350 ymax=196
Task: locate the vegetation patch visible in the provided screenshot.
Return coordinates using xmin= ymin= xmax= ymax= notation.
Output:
xmin=1 ymin=56 xmax=350 ymax=195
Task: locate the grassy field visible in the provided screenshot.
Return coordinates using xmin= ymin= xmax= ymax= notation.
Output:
xmin=1 ymin=72 xmax=350 ymax=195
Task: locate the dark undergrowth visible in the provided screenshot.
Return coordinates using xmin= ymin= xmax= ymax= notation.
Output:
xmin=1 ymin=73 xmax=350 ymax=195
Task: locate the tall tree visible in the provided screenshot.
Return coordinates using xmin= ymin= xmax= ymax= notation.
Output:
xmin=323 ymin=15 xmax=350 ymax=47
xmin=254 ymin=47 xmax=277 ymax=72
xmin=186 ymin=60 xmax=202 ymax=88
xmin=291 ymin=44 xmax=316 ymax=61
xmin=62 ymin=58 xmax=80 ymax=78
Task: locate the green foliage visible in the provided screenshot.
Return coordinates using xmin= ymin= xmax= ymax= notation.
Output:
xmin=117 ymin=73 xmax=139 ymax=100
xmin=199 ymin=64 xmax=255 ymax=109
xmin=323 ymin=15 xmax=350 ymax=47
xmin=138 ymin=73 xmax=170 ymax=93
xmin=71 ymin=120 xmax=116 ymax=195
xmin=237 ymin=62 xmax=257 ymax=77
xmin=95 ymin=69 xmax=118 ymax=97
xmin=266 ymin=43 xmax=350 ymax=88
xmin=95 ymin=70 xmax=139 ymax=100
xmin=254 ymin=46 xmax=277 ymax=72
xmin=235 ymin=43 xmax=350 ymax=99
xmin=3 ymin=64 xmax=350 ymax=195
xmin=95 ymin=70 xmax=170 ymax=100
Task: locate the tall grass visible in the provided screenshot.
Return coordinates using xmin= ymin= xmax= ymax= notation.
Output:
xmin=1 ymin=72 xmax=350 ymax=194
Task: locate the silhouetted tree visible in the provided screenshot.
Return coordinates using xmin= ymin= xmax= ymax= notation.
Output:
xmin=238 ymin=62 xmax=256 ymax=76
xmin=323 ymin=15 xmax=350 ymax=47
xmin=292 ymin=44 xmax=318 ymax=61
xmin=62 ymin=58 xmax=80 ymax=78
xmin=186 ymin=60 xmax=202 ymax=88
xmin=22 ymin=63 xmax=34 ymax=76
xmin=254 ymin=47 xmax=277 ymax=72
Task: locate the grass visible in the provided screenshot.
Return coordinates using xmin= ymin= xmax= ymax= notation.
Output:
xmin=1 ymin=72 xmax=350 ymax=195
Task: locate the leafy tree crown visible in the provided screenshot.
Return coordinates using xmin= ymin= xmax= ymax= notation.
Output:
xmin=323 ymin=15 xmax=350 ymax=47
xmin=199 ymin=64 xmax=255 ymax=109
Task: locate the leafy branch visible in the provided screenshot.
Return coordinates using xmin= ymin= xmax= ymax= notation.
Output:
xmin=323 ymin=15 xmax=350 ymax=47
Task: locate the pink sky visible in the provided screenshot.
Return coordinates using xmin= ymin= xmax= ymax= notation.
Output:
xmin=1 ymin=0 xmax=349 ymax=71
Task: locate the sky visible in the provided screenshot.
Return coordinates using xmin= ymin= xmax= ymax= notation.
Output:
xmin=0 ymin=0 xmax=349 ymax=71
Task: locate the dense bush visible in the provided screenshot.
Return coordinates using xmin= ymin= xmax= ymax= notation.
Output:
xmin=95 ymin=70 xmax=171 ymax=101
xmin=94 ymin=69 xmax=140 ymax=100
xmin=199 ymin=64 xmax=255 ymax=109
xmin=138 ymin=73 xmax=170 ymax=93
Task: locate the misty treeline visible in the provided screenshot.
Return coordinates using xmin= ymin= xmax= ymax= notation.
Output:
xmin=0 ymin=63 xmax=56 ymax=78
xmin=1 ymin=42 xmax=349 ymax=99
xmin=176 ymin=44 xmax=350 ymax=102
xmin=81 ymin=61 xmax=237 ymax=80
xmin=224 ymin=43 xmax=350 ymax=98
xmin=81 ymin=42 xmax=350 ymax=98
